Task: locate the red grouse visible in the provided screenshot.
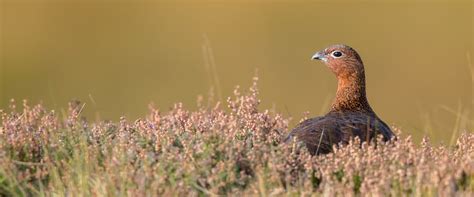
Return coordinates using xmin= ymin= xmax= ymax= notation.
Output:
xmin=285 ymin=44 xmax=394 ymax=155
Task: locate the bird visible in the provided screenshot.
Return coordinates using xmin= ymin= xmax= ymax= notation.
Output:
xmin=285 ymin=44 xmax=394 ymax=155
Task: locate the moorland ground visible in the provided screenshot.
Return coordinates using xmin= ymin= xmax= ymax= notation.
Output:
xmin=0 ymin=80 xmax=472 ymax=196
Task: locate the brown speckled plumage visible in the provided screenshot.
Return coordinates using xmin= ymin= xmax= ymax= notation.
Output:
xmin=286 ymin=44 xmax=394 ymax=155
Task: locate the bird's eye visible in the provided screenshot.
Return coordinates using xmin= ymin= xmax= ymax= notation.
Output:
xmin=332 ymin=51 xmax=343 ymax=58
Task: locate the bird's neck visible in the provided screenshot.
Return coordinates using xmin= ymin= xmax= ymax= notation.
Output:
xmin=330 ymin=70 xmax=373 ymax=113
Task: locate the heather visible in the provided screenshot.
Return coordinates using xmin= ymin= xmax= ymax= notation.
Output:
xmin=0 ymin=79 xmax=472 ymax=196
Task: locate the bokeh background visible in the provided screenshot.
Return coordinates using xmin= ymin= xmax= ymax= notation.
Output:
xmin=1 ymin=0 xmax=473 ymax=143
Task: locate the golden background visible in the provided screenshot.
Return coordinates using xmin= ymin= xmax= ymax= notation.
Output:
xmin=1 ymin=0 xmax=473 ymax=142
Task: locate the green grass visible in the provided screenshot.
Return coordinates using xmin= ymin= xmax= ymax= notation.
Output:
xmin=0 ymin=81 xmax=472 ymax=196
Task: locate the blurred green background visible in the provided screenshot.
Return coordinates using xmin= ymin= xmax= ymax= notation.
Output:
xmin=1 ymin=0 xmax=472 ymax=143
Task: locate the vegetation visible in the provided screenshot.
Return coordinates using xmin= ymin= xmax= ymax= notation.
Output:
xmin=0 ymin=78 xmax=472 ymax=196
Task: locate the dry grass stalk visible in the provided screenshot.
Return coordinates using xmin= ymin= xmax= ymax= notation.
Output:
xmin=0 ymin=79 xmax=472 ymax=196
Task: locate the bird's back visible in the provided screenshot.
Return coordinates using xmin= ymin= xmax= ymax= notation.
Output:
xmin=289 ymin=44 xmax=395 ymax=155
xmin=285 ymin=111 xmax=393 ymax=155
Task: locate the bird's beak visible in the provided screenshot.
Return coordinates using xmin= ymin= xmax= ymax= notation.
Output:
xmin=312 ymin=51 xmax=327 ymax=62
xmin=311 ymin=51 xmax=328 ymax=62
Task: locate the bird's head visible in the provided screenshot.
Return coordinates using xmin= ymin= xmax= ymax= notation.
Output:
xmin=312 ymin=44 xmax=364 ymax=78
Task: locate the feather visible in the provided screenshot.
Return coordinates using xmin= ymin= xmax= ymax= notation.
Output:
xmin=286 ymin=44 xmax=394 ymax=155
